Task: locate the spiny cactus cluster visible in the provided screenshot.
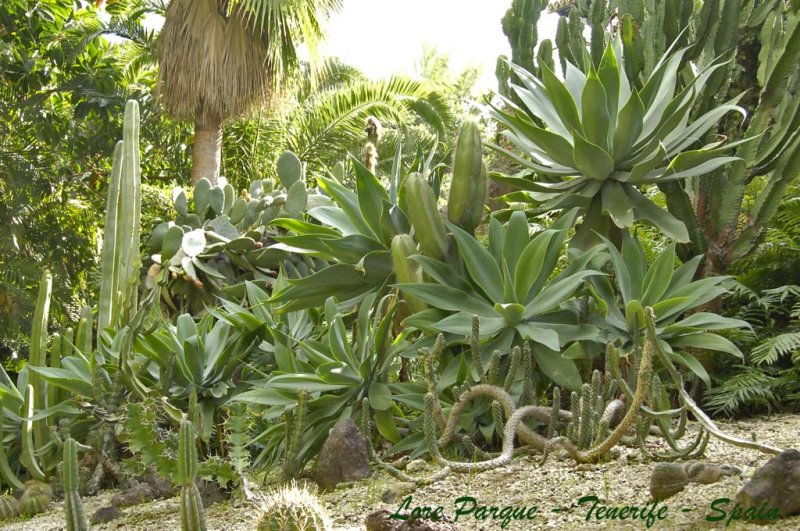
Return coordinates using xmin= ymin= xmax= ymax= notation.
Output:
xmin=257 ymin=482 xmax=331 ymax=531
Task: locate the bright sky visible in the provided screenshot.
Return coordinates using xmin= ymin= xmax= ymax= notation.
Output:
xmin=130 ymin=1 xmax=561 ymax=92
xmin=319 ymin=0 xmax=561 ymax=91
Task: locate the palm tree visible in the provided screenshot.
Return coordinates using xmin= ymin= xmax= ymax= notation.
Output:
xmin=157 ymin=0 xmax=341 ymax=185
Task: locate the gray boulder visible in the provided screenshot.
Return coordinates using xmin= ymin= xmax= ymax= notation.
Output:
xmin=736 ymin=449 xmax=800 ymax=518
xmin=315 ymin=418 xmax=371 ymax=490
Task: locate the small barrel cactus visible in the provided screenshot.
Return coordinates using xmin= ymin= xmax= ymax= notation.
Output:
xmin=0 ymin=495 xmax=19 ymax=520
xmin=257 ymin=482 xmax=331 ymax=531
xmin=18 ymin=480 xmax=53 ymax=516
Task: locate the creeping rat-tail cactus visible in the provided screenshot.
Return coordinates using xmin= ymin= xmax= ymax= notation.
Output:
xmin=447 ymin=120 xmax=486 ymax=234
xmin=63 ymin=438 xmax=88 ymax=531
xmin=403 ymin=172 xmax=449 ymax=260
xmin=176 ymin=418 xmax=206 ymax=531
xmin=257 ymin=482 xmax=332 ymax=531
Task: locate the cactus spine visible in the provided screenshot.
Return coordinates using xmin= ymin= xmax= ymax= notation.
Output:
xmin=63 ymin=438 xmax=88 ymax=531
xmin=447 ymin=120 xmax=486 ymax=234
xmin=176 ymin=418 xmax=206 ymax=531
xmin=403 ymin=172 xmax=449 ymax=260
xmin=97 ymin=100 xmax=141 ymax=341
xmin=257 ymin=482 xmax=331 ymax=531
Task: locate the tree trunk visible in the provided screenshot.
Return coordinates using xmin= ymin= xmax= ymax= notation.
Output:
xmin=191 ymin=110 xmax=223 ymax=186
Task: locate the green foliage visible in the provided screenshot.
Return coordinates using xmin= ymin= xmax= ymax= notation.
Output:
xmin=491 ymin=41 xmax=746 ymax=248
xmin=228 ymin=287 xmax=404 ymax=470
xmin=398 ymin=210 xmax=598 ymax=391
xmin=588 ymin=233 xmax=750 ymax=386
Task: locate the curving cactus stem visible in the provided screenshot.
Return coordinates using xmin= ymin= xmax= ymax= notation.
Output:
xmin=176 ymin=418 xmax=207 ymax=531
xmin=63 ymin=438 xmax=88 ymax=531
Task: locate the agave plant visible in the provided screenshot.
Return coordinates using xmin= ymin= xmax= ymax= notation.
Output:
xmin=491 ymin=39 xmax=748 ymax=248
xmin=397 ymin=210 xmax=604 ymax=391
xmin=231 ymin=291 xmax=406 ymax=470
xmin=588 ymin=233 xmax=750 ymax=385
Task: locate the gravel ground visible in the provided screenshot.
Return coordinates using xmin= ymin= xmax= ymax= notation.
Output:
xmin=2 ymin=413 xmax=799 ymax=531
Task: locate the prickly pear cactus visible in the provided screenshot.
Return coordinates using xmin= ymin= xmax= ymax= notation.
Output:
xmin=257 ymin=483 xmax=331 ymax=531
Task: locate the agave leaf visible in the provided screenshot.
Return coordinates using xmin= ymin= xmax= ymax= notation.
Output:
xmin=641 ymin=243 xmax=676 ymax=307
xmin=600 ymin=180 xmax=635 ymax=228
xmin=449 ymin=223 xmax=505 ymax=302
xmin=582 ymin=69 xmax=611 ymax=150
xmin=625 ymin=187 xmax=690 ymax=242
xmin=613 ymin=90 xmax=645 ymax=162
xmin=540 ymin=62 xmax=584 ymax=136
xmin=573 ymin=132 xmax=614 ymax=180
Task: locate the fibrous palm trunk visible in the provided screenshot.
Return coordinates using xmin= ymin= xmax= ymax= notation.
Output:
xmin=191 ymin=109 xmax=223 ymax=185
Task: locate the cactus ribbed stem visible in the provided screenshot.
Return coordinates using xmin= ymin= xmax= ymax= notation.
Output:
xmin=177 ymin=418 xmax=206 ymax=531
xmin=63 ymin=438 xmax=88 ymax=531
xmin=547 ymin=387 xmax=561 ymax=439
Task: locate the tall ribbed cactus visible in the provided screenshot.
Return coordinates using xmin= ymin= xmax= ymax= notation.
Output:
xmin=176 ymin=418 xmax=206 ymax=531
xmin=97 ymin=100 xmax=141 ymax=343
xmin=63 ymin=438 xmax=88 ymax=531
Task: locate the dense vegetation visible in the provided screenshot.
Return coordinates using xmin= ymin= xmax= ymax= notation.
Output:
xmin=1 ymin=0 xmax=799 ymax=527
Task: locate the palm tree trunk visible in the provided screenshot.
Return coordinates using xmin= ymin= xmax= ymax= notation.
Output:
xmin=191 ymin=110 xmax=222 ymax=186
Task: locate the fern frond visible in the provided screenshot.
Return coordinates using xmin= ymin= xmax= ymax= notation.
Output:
xmin=750 ymin=332 xmax=800 ymax=366
xmin=704 ymin=366 xmax=777 ymax=417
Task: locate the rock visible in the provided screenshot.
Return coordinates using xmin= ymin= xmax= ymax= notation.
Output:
xmin=316 ymin=418 xmax=371 ymax=490
xmin=140 ymin=466 xmax=177 ymax=499
xmin=111 ymin=482 xmax=159 ymax=508
xmin=365 ymin=509 xmax=461 ymax=531
xmin=406 ymin=459 xmax=428 ymax=473
xmin=196 ymin=478 xmax=230 ymax=506
xmin=91 ymin=505 xmax=123 ymax=524
xmin=382 ymin=482 xmax=417 ymax=504
xmin=736 ymin=449 xmax=800 ymax=518
xmin=686 ymin=462 xmax=741 ymax=484
xmin=650 ymin=463 xmax=689 ymax=501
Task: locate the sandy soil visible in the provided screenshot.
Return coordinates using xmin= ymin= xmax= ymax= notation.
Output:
xmin=1 ymin=413 xmax=799 ymax=531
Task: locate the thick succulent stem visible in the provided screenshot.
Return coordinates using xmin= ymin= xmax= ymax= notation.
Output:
xmin=63 ymin=438 xmax=88 ymax=531
xmin=176 ymin=418 xmax=206 ymax=531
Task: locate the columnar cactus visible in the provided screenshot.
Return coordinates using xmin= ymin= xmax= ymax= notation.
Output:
xmin=63 ymin=438 xmax=88 ymax=531
xmin=97 ymin=100 xmax=141 ymax=341
xmin=176 ymin=418 xmax=206 ymax=531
